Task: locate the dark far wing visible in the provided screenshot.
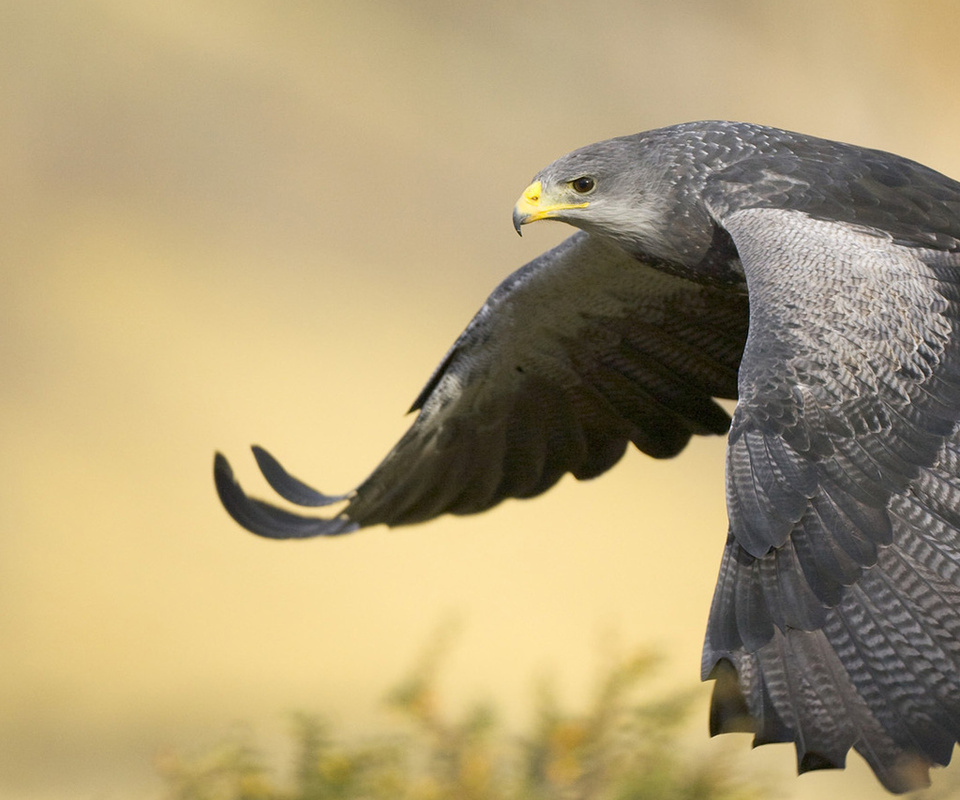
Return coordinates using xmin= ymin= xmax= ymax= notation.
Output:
xmin=215 ymin=232 xmax=747 ymax=538
xmin=701 ymin=206 xmax=960 ymax=792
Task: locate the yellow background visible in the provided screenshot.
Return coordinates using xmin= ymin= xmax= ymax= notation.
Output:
xmin=5 ymin=2 xmax=960 ymax=797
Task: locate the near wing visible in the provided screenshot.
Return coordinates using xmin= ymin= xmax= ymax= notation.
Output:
xmin=701 ymin=206 xmax=960 ymax=792
xmin=215 ymin=232 xmax=747 ymax=538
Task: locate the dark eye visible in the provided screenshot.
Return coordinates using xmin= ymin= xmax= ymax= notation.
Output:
xmin=571 ymin=176 xmax=595 ymax=194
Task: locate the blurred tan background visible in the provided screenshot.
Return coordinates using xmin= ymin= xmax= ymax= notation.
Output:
xmin=5 ymin=1 xmax=960 ymax=798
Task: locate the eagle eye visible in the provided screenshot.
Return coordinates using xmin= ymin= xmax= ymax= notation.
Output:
xmin=571 ymin=176 xmax=596 ymax=194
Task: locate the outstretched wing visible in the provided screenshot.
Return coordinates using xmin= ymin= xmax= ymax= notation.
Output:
xmin=701 ymin=206 xmax=960 ymax=792
xmin=215 ymin=232 xmax=747 ymax=538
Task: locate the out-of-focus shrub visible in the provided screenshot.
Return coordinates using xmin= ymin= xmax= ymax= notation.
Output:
xmin=157 ymin=636 xmax=764 ymax=800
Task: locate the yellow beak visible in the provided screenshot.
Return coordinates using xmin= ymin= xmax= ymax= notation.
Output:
xmin=512 ymin=180 xmax=589 ymax=234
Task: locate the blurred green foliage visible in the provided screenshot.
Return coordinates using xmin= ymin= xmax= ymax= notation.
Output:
xmin=156 ymin=635 xmax=765 ymax=800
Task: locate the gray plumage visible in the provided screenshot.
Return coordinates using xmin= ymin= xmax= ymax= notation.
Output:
xmin=215 ymin=121 xmax=960 ymax=792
